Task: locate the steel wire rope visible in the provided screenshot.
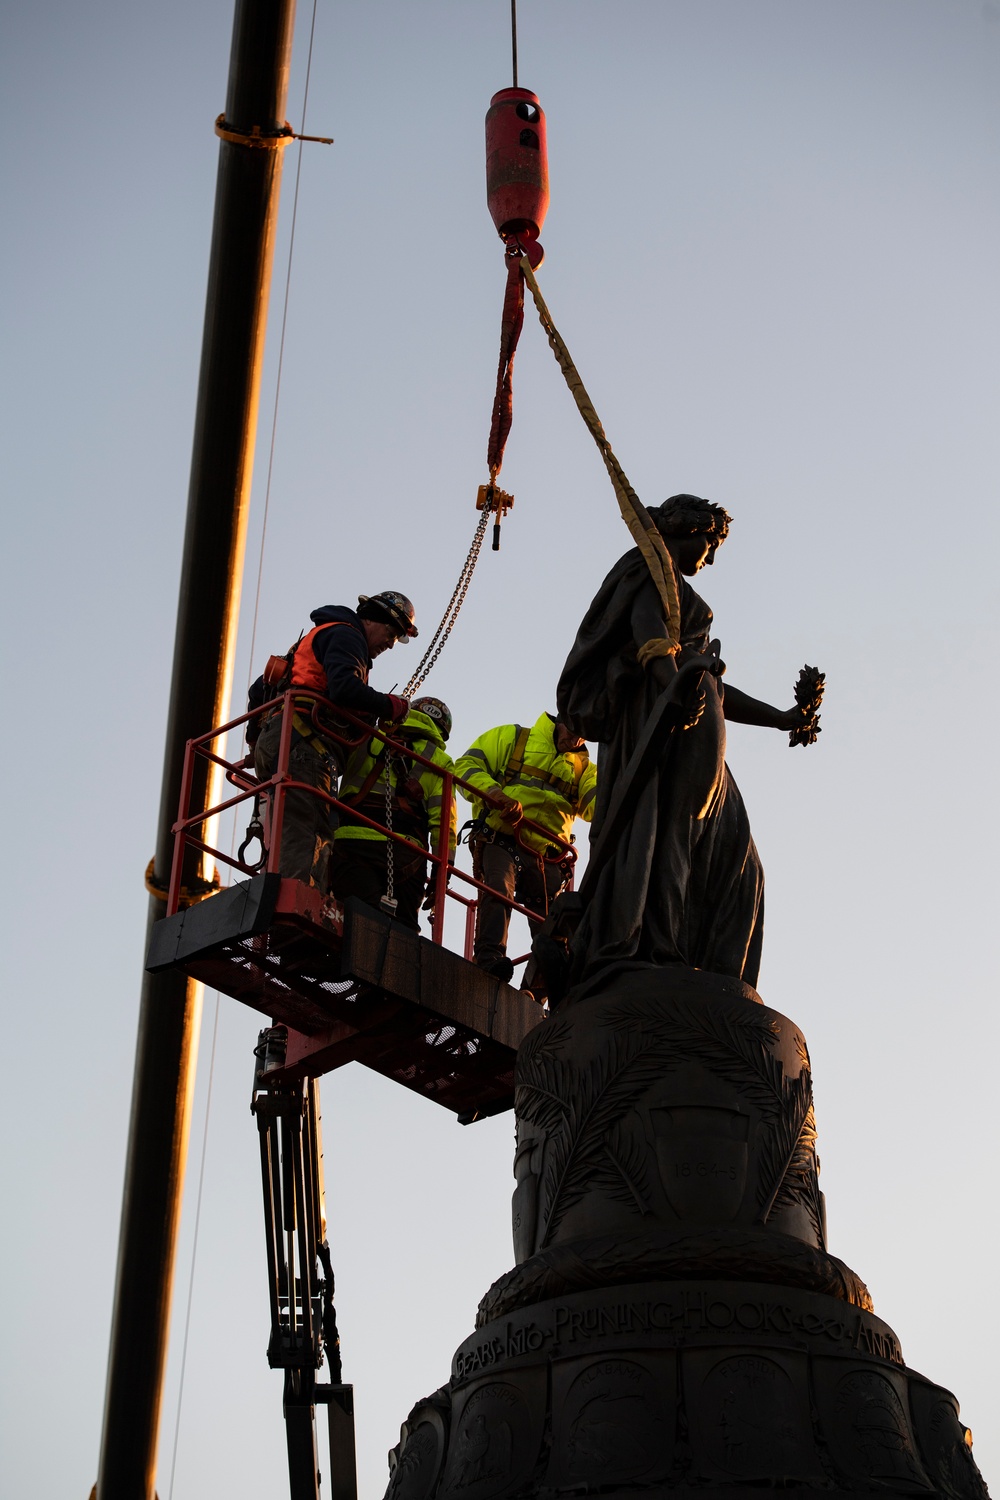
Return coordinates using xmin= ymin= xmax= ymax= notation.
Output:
xmin=165 ymin=4 xmax=322 ymax=1493
xmin=511 ymin=0 xmax=518 ymax=88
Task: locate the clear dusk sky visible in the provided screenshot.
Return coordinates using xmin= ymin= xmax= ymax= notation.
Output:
xmin=2 ymin=2 xmax=999 ymax=1495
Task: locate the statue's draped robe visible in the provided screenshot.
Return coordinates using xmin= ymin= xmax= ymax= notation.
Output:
xmin=556 ymin=547 xmax=764 ymax=988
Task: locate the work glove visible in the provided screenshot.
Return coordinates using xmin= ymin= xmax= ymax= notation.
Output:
xmin=483 ymin=787 xmax=523 ymax=823
xmin=385 ymin=693 xmax=410 ymax=723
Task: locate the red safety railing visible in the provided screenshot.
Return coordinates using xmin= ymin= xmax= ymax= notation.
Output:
xmin=167 ymin=690 xmax=577 ymax=969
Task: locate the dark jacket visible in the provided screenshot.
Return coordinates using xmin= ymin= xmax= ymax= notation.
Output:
xmin=248 ymin=605 xmax=394 ymax=720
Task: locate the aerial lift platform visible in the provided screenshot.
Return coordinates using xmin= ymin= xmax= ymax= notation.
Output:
xmin=149 ymin=870 xmax=534 ymax=1113
xmin=146 ymin=688 xmax=553 ymax=1117
xmin=145 ymin=689 xmax=567 ymax=1499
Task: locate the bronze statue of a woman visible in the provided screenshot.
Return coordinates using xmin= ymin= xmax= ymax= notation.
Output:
xmin=386 ymin=492 xmax=991 ymax=1495
xmin=557 ymin=494 xmax=812 ymax=992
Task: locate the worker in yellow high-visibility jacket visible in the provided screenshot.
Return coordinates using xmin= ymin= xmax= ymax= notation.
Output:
xmin=330 ymin=697 xmax=457 ymax=931
xmin=453 ymin=712 xmax=597 ymax=981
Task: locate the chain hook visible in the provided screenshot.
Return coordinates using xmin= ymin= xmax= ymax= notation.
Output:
xmin=238 ymin=795 xmax=268 ymax=871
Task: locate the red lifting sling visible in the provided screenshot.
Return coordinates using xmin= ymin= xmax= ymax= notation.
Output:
xmin=484 ymin=87 xmax=549 ymax=524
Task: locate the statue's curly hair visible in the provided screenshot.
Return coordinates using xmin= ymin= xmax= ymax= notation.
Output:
xmin=651 ymin=493 xmax=732 ymax=546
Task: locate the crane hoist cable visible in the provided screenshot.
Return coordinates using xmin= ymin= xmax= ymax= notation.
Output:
xmin=407 ymin=34 xmax=681 ymax=704
xmin=399 ymin=71 xmax=550 ymax=699
xmin=484 ymin=0 xmax=536 ymax=496
xmin=481 ymin=81 xmax=549 ymax=547
xmin=480 ymin=18 xmax=682 ymax=651
xmin=386 ymin=53 xmax=548 ymax=904
xmin=458 ymin=43 xmax=682 ymax=658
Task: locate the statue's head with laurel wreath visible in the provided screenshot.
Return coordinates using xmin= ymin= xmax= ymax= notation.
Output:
xmin=649 ymin=493 xmax=733 ymax=575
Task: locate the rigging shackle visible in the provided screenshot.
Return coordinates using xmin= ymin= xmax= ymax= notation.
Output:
xmin=485 ymin=87 xmax=549 ymax=265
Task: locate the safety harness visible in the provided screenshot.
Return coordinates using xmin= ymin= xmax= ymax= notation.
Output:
xmin=338 ymin=737 xmax=428 ymax=844
xmin=259 ymin=621 xmax=356 ymax=757
xmin=461 ymin=725 xmax=584 ymax=878
xmin=499 ymin=725 xmax=586 ymax=809
xmin=341 ymin=730 xmax=434 ymax=920
xmin=464 ymin=725 xmax=580 ymax=925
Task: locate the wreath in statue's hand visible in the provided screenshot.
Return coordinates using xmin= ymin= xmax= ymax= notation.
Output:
xmin=789 ymin=664 xmax=825 ymax=747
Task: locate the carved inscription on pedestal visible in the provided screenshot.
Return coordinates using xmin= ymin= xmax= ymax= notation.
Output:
xmin=652 ymin=1104 xmax=749 ymax=1222
xmin=453 ymin=1282 xmax=903 ymax=1385
xmin=389 ymin=966 xmax=993 ymax=1496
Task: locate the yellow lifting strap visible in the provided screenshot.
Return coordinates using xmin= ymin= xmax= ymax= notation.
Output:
xmin=519 ymin=257 xmax=682 ymax=657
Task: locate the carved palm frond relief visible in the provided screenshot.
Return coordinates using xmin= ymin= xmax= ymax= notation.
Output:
xmin=520 ymin=1015 xmax=572 ymax=1063
xmin=755 ymin=1071 xmax=815 ymax=1222
xmin=535 ymin=1031 xmax=682 ymax=1245
xmin=514 ymin=1050 xmax=574 ymax=1135
xmin=623 ymin=1001 xmax=817 ymax=1226
xmin=518 ymin=997 xmax=819 ymax=1248
xmin=768 ymin=1103 xmax=824 ymax=1242
xmin=597 ymin=1121 xmax=653 ymax=1216
xmin=604 ymin=998 xmax=785 ymax=1116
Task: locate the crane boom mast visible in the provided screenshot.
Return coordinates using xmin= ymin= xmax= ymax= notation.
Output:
xmin=97 ymin=2 xmax=297 ymax=1493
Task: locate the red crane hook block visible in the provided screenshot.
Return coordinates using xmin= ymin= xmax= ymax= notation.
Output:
xmin=485 ymin=87 xmax=548 ymax=266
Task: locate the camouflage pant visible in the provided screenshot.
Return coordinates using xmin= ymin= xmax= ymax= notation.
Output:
xmin=254 ymin=714 xmax=341 ymax=890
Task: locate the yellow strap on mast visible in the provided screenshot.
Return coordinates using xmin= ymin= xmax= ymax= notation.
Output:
xmin=519 ymin=256 xmax=681 ymax=656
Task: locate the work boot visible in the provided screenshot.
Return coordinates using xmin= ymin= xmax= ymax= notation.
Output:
xmin=475 ymin=954 xmax=514 ymax=983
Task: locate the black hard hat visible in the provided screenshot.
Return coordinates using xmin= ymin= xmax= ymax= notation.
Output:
xmin=412 ymin=696 xmax=453 ymax=741
xmin=357 ymin=591 xmax=418 ymax=640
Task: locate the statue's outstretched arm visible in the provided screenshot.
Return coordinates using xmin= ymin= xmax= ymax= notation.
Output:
xmin=722 ymin=683 xmax=802 ymax=732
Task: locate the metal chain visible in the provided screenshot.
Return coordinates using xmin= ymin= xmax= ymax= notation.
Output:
xmin=381 ymin=748 xmax=396 ymax=915
xmin=384 ymin=505 xmax=492 ymax=914
xmin=403 ymin=507 xmax=492 ymax=698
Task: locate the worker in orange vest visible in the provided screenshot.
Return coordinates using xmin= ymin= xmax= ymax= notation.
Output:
xmin=248 ymin=591 xmax=417 ymax=889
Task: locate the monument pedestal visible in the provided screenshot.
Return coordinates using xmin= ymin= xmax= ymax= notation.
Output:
xmin=385 ymin=968 xmax=989 ymax=1499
